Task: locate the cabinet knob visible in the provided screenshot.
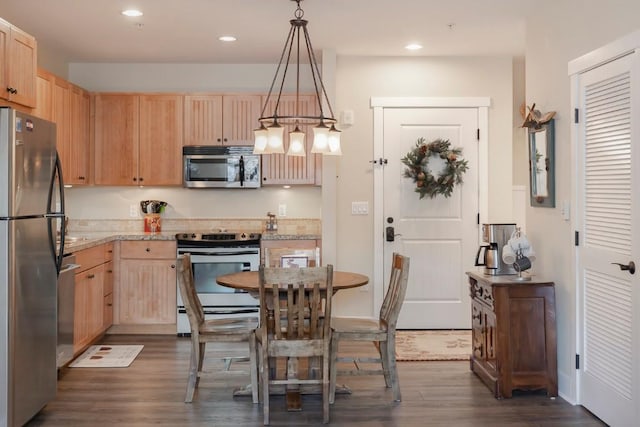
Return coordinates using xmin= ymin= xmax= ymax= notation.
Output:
xmin=6 ymin=87 xmax=17 ymax=94
xmin=87 ymin=274 xmax=95 ymax=279
xmin=78 ymin=176 xmax=85 ymax=180
xmin=107 ymin=269 xmax=113 ymax=273
xmin=139 ymin=177 xmax=144 ymax=182
xmin=171 ymin=264 xmax=176 ymax=269
xmin=133 ymin=177 xmax=137 ymax=182
xmin=146 ymin=248 xmax=151 ymax=252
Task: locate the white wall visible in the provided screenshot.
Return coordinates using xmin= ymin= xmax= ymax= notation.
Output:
xmin=524 ymin=0 xmax=640 ymax=403
xmin=331 ymin=56 xmax=516 ymax=316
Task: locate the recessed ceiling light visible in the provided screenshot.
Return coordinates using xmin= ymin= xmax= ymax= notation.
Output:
xmin=405 ymin=43 xmax=423 ymax=51
xmin=121 ymin=9 xmax=143 ymax=17
xmin=218 ymin=36 xmax=237 ymax=42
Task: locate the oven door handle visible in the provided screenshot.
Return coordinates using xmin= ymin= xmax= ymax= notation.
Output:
xmin=178 ymin=250 xmax=259 ymax=256
xmin=178 ymin=307 xmax=259 ymax=315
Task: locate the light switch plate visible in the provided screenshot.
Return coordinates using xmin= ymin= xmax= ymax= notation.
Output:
xmin=129 ymin=204 xmax=138 ymax=217
xmin=351 ymin=201 xmax=369 ymax=215
xmin=278 ymin=204 xmax=287 ymax=217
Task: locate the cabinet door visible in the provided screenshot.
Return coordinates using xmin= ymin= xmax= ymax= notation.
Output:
xmin=103 ymin=260 xmax=114 ymax=331
xmin=74 ymin=264 xmax=105 ymax=352
xmin=6 ymin=24 xmax=37 ymax=107
xmin=66 ymin=84 xmax=90 ymax=185
xmin=0 ymin=20 xmax=8 ymax=101
xmin=260 ymin=94 xmax=320 ymax=185
xmin=484 ymin=305 xmax=497 ymax=372
xmin=32 ymin=69 xmax=54 ymax=120
xmin=94 ymin=94 xmax=139 ymax=185
xmin=139 ymin=94 xmax=183 ymax=186
xmin=52 ymin=77 xmax=70 ymax=176
xmin=117 ymin=259 xmax=177 ymax=324
xmin=471 ymin=300 xmax=484 ymax=360
xmin=222 ymin=94 xmax=262 ymax=145
xmin=184 ymin=94 xmax=223 ymax=145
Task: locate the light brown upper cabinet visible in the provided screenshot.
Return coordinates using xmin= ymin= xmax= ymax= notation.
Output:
xmin=66 ymin=83 xmax=90 ymax=185
xmin=0 ymin=18 xmax=37 ymax=108
xmin=94 ymin=93 xmax=183 ymax=186
xmin=32 ymin=68 xmax=54 ymax=121
xmin=47 ymin=75 xmax=91 ymax=185
xmin=260 ymin=94 xmax=322 ymax=186
xmin=183 ymin=94 xmax=261 ymax=146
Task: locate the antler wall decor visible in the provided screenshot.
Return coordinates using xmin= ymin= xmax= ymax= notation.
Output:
xmin=520 ymin=103 xmax=556 ymax=130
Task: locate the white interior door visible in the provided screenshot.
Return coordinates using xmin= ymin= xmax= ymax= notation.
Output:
xmin=576 ymin=52 xmax=639 ymax=426
xmin=382 ymin=107 xmax=479 ymax=329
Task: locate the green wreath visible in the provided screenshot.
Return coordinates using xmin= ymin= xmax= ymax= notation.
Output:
xmin=401 ymin=138 xmax=468 ymax=199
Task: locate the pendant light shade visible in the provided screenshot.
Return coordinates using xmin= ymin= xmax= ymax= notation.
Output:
xmin=264 ymin=122 xmax=285 ymax=154
xmin=253 ymin=124 xmax=268 ymax=154
xmin=326 ymin=124 xmax=342 ymax=155
xmin=287 ymin=126 xmax=306 ymax=156
xmin=254 ymin=0 xmax=341 ymax=156
xmin=310 ymin=122 xmax=330 ymax=154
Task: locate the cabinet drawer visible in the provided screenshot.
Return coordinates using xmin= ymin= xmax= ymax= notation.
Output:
xmin=470 ymin=278 xmax=494 ymax=309
xmin=75 ymin=245 xmax=107 ymax=273
xmin=120 ymin=240 xmax=176 ymax=259
xmin=104 ymin=242 xmax=114 ymax=261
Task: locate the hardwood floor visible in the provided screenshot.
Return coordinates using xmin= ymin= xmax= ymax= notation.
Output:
xmin=27 ymin=334 xmax=605 ymax=426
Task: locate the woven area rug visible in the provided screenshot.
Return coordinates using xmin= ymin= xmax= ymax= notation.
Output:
xmin=70 ymin=345 xmax=144 ymax=368
xmin=395 ymin=330 xmax=471 ymax=361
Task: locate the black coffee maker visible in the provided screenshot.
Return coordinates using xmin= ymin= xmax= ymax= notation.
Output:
xmin=475 ymin=223 xmax=517 ymax=275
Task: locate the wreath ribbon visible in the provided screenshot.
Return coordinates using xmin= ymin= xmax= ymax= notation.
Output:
xmin=401 ymin=138 xmax=468 ymax=199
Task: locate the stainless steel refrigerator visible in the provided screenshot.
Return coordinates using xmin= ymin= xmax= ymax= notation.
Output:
xmin=0 ymin=108 xmax=65 ymax=427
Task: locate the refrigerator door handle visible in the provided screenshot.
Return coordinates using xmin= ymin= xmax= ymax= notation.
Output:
xmin=47 ymin=153 xmax=65 ymax=275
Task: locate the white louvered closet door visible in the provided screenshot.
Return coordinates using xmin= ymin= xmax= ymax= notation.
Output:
xmin=576 ymin=52 xmax=639 ymax=426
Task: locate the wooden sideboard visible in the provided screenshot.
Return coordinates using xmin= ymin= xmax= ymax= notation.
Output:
xmin=466 ymin=271 xmax=558 ymax=398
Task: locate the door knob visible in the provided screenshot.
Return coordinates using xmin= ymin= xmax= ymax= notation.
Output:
xmin=612 ymin=261 xmax=635 ymax=274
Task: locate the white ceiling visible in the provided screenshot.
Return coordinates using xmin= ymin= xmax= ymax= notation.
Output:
xmin=1 ymin=0 xmax=528 ymax=64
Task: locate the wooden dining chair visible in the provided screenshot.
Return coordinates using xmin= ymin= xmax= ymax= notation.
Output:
xmin=329 ymin=253 xmax=410 ymax=403
xmin=176 ymin=254 xmax=259 ymax=404
xmin=256 ymin=264 xmax=334 ymax=425
xmin=264 ymin=247 xmax=321 ymax=268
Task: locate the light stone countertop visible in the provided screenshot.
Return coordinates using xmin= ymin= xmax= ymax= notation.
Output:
xmin=61 ymin=230 xmax=321 ymax=253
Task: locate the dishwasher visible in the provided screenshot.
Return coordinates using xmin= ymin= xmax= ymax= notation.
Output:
xmin=57 ymin=254 xmax=80 ymax=368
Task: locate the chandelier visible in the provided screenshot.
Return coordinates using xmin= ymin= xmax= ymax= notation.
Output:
xmin=253 ymin=0 xmax=341 ymax=156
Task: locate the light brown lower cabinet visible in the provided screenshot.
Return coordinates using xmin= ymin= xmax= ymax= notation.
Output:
xmin=73 ymin=243 xmax=113 ymax=354
xmin=113 ymin=241 xmax=177 ymax=329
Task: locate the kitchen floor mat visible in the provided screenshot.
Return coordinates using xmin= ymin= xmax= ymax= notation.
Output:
xmin=69 ymin=345 xmax=144 ymax=368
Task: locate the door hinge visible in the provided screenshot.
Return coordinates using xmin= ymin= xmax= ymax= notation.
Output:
xmin=575 ymin=231 xmax=580 ymax=246
xmin=477 ymin=213 xmax=480 ymax=225
xmin=575 ymin=354 xmax=580 ymax=369
xmin=477 ymin=129 xmax=480 ymax=140
xmin=574 ymin=108 xmax=579 ymax=124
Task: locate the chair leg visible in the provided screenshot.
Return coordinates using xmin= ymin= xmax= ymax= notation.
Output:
xmin=386 ymin=335 xmax=401 ymax=402
xmin=197 ymin=342 xmax=206 ymax=388
xmin=185 ymin=339 xmax=201 ymax=403
xmin=379 ymin=340 xmax=392 ymax=388
xmin=249 ymin=332 xmax=259 ymax=404
xmin=329 ymin=333 xmax=339 ymax=404
xmin=261 ymin=344 xmax=270 ymax=425
xmin=323 ymin=347 xmax=330 ymax=423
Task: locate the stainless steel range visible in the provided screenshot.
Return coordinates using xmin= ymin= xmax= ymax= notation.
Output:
xmin=175 ymin=231 xmax=261 ymax=335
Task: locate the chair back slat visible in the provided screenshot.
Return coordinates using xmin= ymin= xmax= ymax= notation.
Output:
xmin=379 ymin=253 xmax=410 ymax=330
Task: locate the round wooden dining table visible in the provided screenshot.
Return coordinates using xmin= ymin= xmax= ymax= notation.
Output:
xmin=216 ymin=270 xmax=369 ymax=293
xmin=216 ymin=269 xmax=369 ymax=412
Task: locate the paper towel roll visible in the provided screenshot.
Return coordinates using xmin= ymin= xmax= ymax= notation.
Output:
xmin=502 ymin=244 xmax=516 ymax=264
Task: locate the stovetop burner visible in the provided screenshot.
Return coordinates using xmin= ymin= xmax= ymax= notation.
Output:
xmin=175 ymin=232 xmax=261 ymax=247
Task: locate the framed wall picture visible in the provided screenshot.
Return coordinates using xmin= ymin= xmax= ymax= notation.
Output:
xmin=281 ymin=255 xmax=309 ymax=268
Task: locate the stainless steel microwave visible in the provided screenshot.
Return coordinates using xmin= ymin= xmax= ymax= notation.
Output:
xmin=183 ymin=146 xmax=261 ymax=188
